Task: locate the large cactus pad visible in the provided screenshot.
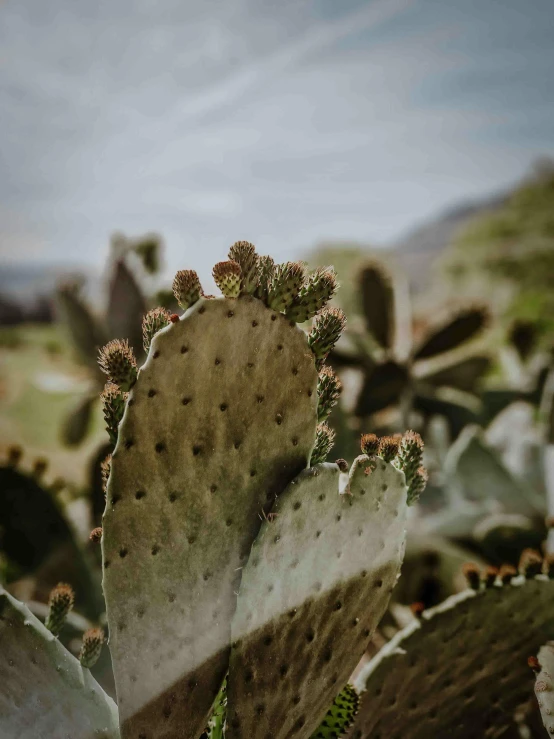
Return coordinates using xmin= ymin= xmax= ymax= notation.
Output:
xmin=349 ymin=576 xmax=554 ymax=739
xmin=0 ymin=588 xmax=119 ymax=739
xmin=103 ymin=295 xmax=318 ymax=738
xmin=227 ymin=456 xmax=408 ymax=738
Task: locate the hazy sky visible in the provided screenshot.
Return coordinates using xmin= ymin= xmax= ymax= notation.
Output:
xmin=1 ymin=0 xmax=553 ymax=279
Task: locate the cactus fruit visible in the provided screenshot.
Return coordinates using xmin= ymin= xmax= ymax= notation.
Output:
xmin=212 ymin=261 xmax=242 ymax=298
xmin=349 ymin=575 xmax=554 ymax=739
xmin=311 ymin=684 xmax=359 ymax=738
xmin=102 ymin=245 xmax=329 ymax=738
xmin=45 ymin=582 xmax=75 ymax=636
xmin=79 ymin=627 xmax=105 ymax=669
xmin=172 ymin=269 xmax=203 ymax=309
xmin=98 ymin=339 xmax=138 ymax=391
xmin=533 ymin=642 xmax=554 ymax=736
xmin=0 ymin=587 xmax=119 ymax=739
xmin=267 ymin=262 xmax=306 ymax=312
xmin=142 ymin=307 xmax=172 ymax=352
xmin=226 ymin=455 xmax=409 ymax=738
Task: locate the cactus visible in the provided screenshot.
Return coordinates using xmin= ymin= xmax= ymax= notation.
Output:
xmin=533 ymin=642 xmax=554 ymax=736
xmin=331 ymin=260 xmax=490 ymax=435
xmin=311 ymin=684 xmax=359 ymax=738
xmin=349 ymin=572 xmax=554 ymax=739
xmin=227 ymin=455 xmax=409 ymax=738
xmin=99 ymin=241 xmax=358 ymax=739
xmin=0 ymin=587 xmax=118 ymax=739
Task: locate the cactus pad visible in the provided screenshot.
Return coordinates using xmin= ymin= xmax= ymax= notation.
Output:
xmin=102 ymin=295 xmax=318 ymax=738
xmin=0 ymin=588 xmax=119 ymax=739
xmin=226 ymin=456 xmax=408 ymax=738
xmin=350 ymin=576 xmax=554 ymax=739
xmin=534 ymin=642 xmax=554 ymax=736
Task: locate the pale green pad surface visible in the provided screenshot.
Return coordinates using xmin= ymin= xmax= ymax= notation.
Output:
xmin=227 ymin=457 xmax=408 ymax=739
xmin=0 ymin=588 xmax=119 ymax=739
xmin=535 ymin=642 xmax=554 ymax=736
xmin=103 ymin=295 xmax=318 ymax=739
xmin=350 ymin=577 xmax=554 ymax=739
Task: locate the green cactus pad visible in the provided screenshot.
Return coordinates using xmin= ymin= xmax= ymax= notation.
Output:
xmin=226 ymin=457 xmax=408 ymax=739
xmin=350 ymin=576 xmax=554 ymax=739
xmin=102 ymin=295 xmax=318 ymax=739
xmin=311 ymin=684 xmax=360 ymax=738
xmin=0 ymin=588 xmax=119 ymax=739
xmin=535 ymin=642 xmax=554 ymax=736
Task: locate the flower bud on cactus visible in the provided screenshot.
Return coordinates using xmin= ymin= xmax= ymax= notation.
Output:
xmin=89 ymin=527 xmax=102 ymax=543
xmin=360 ymin=433 xmax=380 ymax=456
xmin=79 ymin=627 xmax=105 ymax=669
xmin=410 ymin=602 xmax=425 ymax=618
xmin=499 ymin=564 xmax=517 ymax=585
xmin=142 ymin=307 xmax=171 ymax=352
xmin=213 ymin=260 xmax=242 ymax=298
xmin=286 ymin=267 xmax=338 ymax=323
xmin=228 ymin=241 xmax=259 ymax=295
xmin=254 ymin=255 xmax=276 ymax=302
xmin=45 ymin=583 xmax=74 ymax=636
xmin=100 ymin=382 xmax=128 ymax=446
xmin=173 ymin=269 xmax=203 ymax=309
xmin=483 ymin=566 xmax=499 ymax=588
xmin=98 ymin=339 xmax=138 ymax=391
xmin=311 ymin=422 xmax=336 ymax=465
xmin=308 ymin=307 xmax=346 ymax=364
xmin=267 ymin=262 xmax=306 ymax=313
xmin=397 ymin=430 xmax=424 ymax=487
xmin=407 ymin=465 xmax=428 ymax=506
xmin=317 ymin=366 xmax=342 ymax=422
xmin=462 ymin=562 xmax=481 ymax=591
xmin=528 ymin=655 xmax=541 ymax=673
xmin=335 ymin=458 xmax=349 ymax=472
xmin=519 ymin=549 xmax=543 ymax=579
xmin=378 ymin=435 xmax=401 ymax=463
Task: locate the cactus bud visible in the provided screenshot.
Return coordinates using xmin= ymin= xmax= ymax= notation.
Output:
xmin=173 ymin=269 xmax=203 ymax=310
xmin=528 ymin=655 xmax=542 ymax=673
xmin=378 ymin=435 xmax=401 ymax=463
xmin=462 ymin=562 xmax=481 ymax=591
xmin=7 ymin=445 xmax=22 ymax=467
xmin=397 ymin=430 xmax=424 ymax=487
xmin=519 ymin=548 xmax=542 ymax=579
xmin=483 ymin=566 xmax=499 ymax=588
xmin=335 ymin=458 xmax=349 ymax=472
xmin=142 ymin=307 xmax=171 ymax=352
xmin=360 ymin=433 xmax=380 ymax=456
xmin=79 ymin=627 xmax=105 ymax=669
xmin=254 ymin=255 xmax=276 ymax=302
xmin=89 ymin=527 xmax=103 ymax=543
xmin=267 ymin=262 xmax=306 ymax=313
xmin=544 ymin=554 xmax=554 ymax=579
xmin=317 ymin=366 xmax=342 ymax=422
xmin=45 ymin=583 xmax=75 ymax=636
xmin=308 ymin=307 xmax=347 ymax=365
xmin=169 ymin=313 xmax=179 ymax=323
xmin=407 ymin=465 xmax=428 ymax=506
xmin=101 ymin=454 xmax=111 ymax=496
xmin=100 ymin=382 xmax=128 ymax=446
xmin=228 ymin=241 xmax=259 ymax=295
xmin=32 ymin=458 xmax=48 ymax=479
xmin=499 ymin=564 xmax=517 ymax=585
xmin=286 ymin=267 xmax=338 ymax=323
xmin=410 ymin=602 xmax=425 ymax=618
xmin=98 ymin=339 xmax=137 ymax=391
xmin=311 ymin=422 xmax=336 ymax=465
xmin=212 ymin=260 xmax=242 ymax=298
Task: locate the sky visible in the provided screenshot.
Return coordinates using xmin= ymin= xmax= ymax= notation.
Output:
xmin=1 ymin=0 xmax=553 ymax=281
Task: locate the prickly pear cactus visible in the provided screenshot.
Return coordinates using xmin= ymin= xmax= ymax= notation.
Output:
xmin=0 ymin=587 xmax=119 ymax=739
xmin=227 ymin=456 xmax=409 ymax=738
xmin=311 ymin=684 xmax=359 ymax=738
xmin=349 ymin=575 xmax=554 ymax=739
xmin=534 ymin=642 xmax=554 ymax=736
xmin=101 ymin=244 xmax=342 ymax=738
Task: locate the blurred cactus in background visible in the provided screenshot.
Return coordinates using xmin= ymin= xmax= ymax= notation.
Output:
xmin=331 ymin=259 xmax=491 ymax=438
